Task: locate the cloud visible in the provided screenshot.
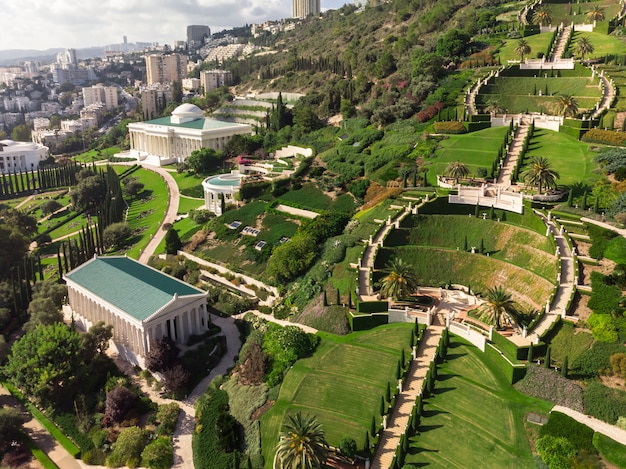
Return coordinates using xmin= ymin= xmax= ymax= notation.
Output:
xmin=1 ymin=0 xmax=350 ymax=51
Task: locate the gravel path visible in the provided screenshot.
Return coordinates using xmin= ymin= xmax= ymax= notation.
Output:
xmin=552 ymin=406 xmax=626 ymax=446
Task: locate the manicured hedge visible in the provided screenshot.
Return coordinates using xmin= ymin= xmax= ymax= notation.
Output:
xmin=433 ymin=121 xmax=467 ymax=134
xmin=588 ymin=272 xmax=622 ymax=315
xmin=349 ymin=312 xmax=389 ymax=331
xmin=484 ymin=343 xmax=527 ymax=384
xmin=464 ymin=121 xmax=491 ymax=132
xmin=356 ymin=300 xmax=389 ymax=314
xmin=582 ymin=129 xmax=626 ymax=147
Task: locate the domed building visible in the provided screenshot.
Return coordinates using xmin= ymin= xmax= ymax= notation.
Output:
xmin=127 ymin=103 xmax=252 ymax=166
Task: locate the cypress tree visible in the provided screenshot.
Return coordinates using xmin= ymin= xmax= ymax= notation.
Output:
xmin=371 ymin=415 xmax=377 ymax=437
xmin=562 ymin=356 xmax=569 ymax=377
xmin=336 ymin=288 xmax=341 ymax=305
xmin=364 ymin=431 xmax=370 ymax=454
xmin=480 ymin=238 xmax=485 ymax=254
xmin=490 ymin=205 xmax=495 ymax=219
xmin=323 ymin=290 xmax=328 ymax=306
xmin=395 ymin=360 xmax=401 ymax=380
xmin=57 ymin=244 xmax=63 ymax=280
xmin=545 ymin=345 xmax=551 ymax=368
xmin=386 ymin=381 xmax=392 ymax=403
xmin=463 ymin=235 xmax=468 ymax=251
xmin=402 ymin=432 xmax=409 ymax=454
xmin=401 ymin=348 xmax=405 ymax=368
xmin=475 ymin=203 xmax=479 ymax=218
xmin=527 ymin=342 xmax=533 ymax=362
xmin=380 ymin=395 xmax=386 ymax=416
xmin=582 ymin=191 xmax=588 ymax=210
xmin=593 ymin=196 xmax=599 ymax=214
xmin=567 ymin=188 xmax=574 ymax=207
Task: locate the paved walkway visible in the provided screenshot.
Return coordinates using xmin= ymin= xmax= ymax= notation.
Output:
xmin=0 ymin=385 xmax=81 ymax=469
xmin=138 ymin=166 xmax=180 ymax=264
xmin=496 ymin=117 xmax=529 ymax=189
xmin=274 ymin=204 xmax=319 ymax=219
xmin=233 ymin=310 xmax=318 ymax=334
xmin=552 ymin=406 xmax=626 ymax=446
xmin=551 ymin=25 xmax=571 ymax=60
xmin=370 ymin=326 xmax=444 ymax=469
xmin=581 ymin=216 xmax=626 ymax=238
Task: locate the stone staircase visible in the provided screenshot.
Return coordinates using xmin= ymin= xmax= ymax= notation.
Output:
xmin=496 ymin=118 xmax=529 ymax=189
xmin=551 ymin=25 xmax=571 ymax=60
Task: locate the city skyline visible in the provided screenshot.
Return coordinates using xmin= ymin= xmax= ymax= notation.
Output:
xmin=1 ymin=0 xmax=349 ymax=52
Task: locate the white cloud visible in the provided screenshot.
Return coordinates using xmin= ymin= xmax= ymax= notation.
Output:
xmin=0 ymin=0 xmax=350 ymax=51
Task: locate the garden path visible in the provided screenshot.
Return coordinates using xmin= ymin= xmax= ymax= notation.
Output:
xmin=593 ymin=72 xmax=616 ymax=119
xmin=552 ymin=406 xmax=626 ymax=446
xmin=233 ymin=309 xmax=318 ymax=334
xmin=510 ymin=212 xmax=575 ymax=345
xmin=496 ymin=117 xmax=529 ymax=189
xmin=370 ymin=326 xmax=444 ymax=469
xmin=580 ymin=216 xmax=626 ymax=238
xmin=551 ymin=25 xmax=572 ymax=61
xmin=0 ymin=385 xmax=81 ymax=469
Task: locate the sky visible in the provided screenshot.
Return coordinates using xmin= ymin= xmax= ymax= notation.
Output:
xmin=1 ymin=0 xmax=350 ymax=51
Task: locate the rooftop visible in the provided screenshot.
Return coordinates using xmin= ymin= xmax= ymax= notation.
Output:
xmin=143 ymin=115 xmax=246 ymax=130
xmin=64 ymin=256 xmax=205 ymax=321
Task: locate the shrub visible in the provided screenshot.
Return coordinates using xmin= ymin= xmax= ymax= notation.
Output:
xmin=161 ymin=364 xmax=191 ymax=395
xmin=339 ymin=437 xmax=358 ymax=458
xmin=106 ymin=426 xmax=147 ymax=468
xmin=583 ymin=381 xmax=626 ymax=424
xmin=141 ymin=436 xmax=174 ymax=469
xmin=433 ymin=121 xmax=467 ymax=134
xmin=571 ymin=342 xmax=626 ymax=377
xmin=105 ymin=386 xmax=137 ymax=424
xmin=145 ymin=337 xmax=180 ymax=373
xmin=513 ymin=365 xmax=584 ymax=411
xmin=588 ymin=272 xmax=622 ymax=317
xmin=102 ymin=222 xmax=131 ymax=249
xmin=535 ymin=435 xmax=575 ymax=469
xmin=155 ymin=403 xmax=180 ymax=436
xmin=582 ymin=129 xmax=626 ymax=146
xmin=540 ymin=412 xmax=596 ymax=455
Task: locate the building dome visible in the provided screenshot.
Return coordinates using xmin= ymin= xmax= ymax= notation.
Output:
xmin=171 ymin=103 xmax=204 ymax=124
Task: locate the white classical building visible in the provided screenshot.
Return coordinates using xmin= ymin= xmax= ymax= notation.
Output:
xmin=126 ymin=103 xmax=252 ymax=166
xmin=64 ymin=256 xmax=209 ymax=367
xmin=0 ymin=139 xmax=49 ymax=173
xmin=201 ymin=171 xmax=246 ymax=215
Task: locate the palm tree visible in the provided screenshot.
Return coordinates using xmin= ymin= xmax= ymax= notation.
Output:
xmin=521 ymin=156 xmax=560 ymax=194
xmin=277 ymin=412 xmax=329 ymax=469
xmin=380 ymin=258 xmax=419 ymax=301
xmin=586 ymin=5 xmax=605 ymax=23
xmin=445 ymin=161 xmax=470 ymax=183
xmin=574 ymin=36 xmax=594 ymax=62
xmin=482 ymin=286 xmax=518 ymax=329
xmin=515 ymin=39 xmax=531 ymax=62
xmin=484 ymin=100 xmax=507 ymax=115
xmin=532 ymin=6 xmax=553 ymax=26
xmin=553 ymin=93 xmax=579 ymax=118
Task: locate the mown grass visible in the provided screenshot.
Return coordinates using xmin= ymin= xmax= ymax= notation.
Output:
xmin=549 ymin=321 xmax=594 ymax=365
xmin=539 ymin=0 xmax=621 ymax=27
xmin=406 ymin=337 xmax=552 ymax=468
xmin=569 ymin=30 xmax=626 ymax=61
xmin=375 ymin=246 xmax=555 ymax=309
xmin=72 ymin=147 xmax=120 ymax=163
xmin=119 ymin=167 xmax=169 ymax=259
xmin=428 ymin=127 xmax=508 ymax=184
xmin=388 ymin=214 xmax=557 ymax=280
xmin=178 ymin=196 xmax=204 ymax=214
xmin=278 ymin=184 xmax=332 ymax=211
xmin=260 ymin=324 xmax=413 ymax=468
xmin=497 ymin=32 xmax=554 ymax=63
xmin=523 ymin=129 xmax=600 ymax=188
xmin=168 ymin=170 xmax=207 ymax=192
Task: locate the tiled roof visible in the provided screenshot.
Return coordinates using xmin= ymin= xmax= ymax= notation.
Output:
xmin=64 ymin=256 xmax=205 ymax=321
xmin=144 ymin=116 xmax=245 ymax=130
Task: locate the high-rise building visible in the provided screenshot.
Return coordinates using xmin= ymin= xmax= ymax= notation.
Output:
xmin=145 ymin=54 xmax=188 ymax=85
xmin=56 ymin=48 xmax=77 ymax=67
xmin=83 ymin=84 xmax=119 ymax=109
xmin=187 ymin=25 xmax=211 ymax=46
xmin=200 ymin=70 xmax=232 ymax=93
xmin=292 ymin=0 xmax=320 ymax=18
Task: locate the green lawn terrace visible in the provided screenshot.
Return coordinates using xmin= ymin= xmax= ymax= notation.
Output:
xmin=527 ymin=0 xmax=622 ymax=27
xmin=404 ymin=337 xmax=552 ymax=468
xmin=496 ymin=31 xmax=555 ymax=63
xmin=475 ymin=65 xmax=602 ymax=115
xmin=237 ymin=145 xmax=312 ymax=181
xmin=260 ymin=324 xmax=414 ymax=468
xmin=567 ymin=30 xmax=626 ymax=61
xmin=427 ymin=126 xmax=508 ymax=185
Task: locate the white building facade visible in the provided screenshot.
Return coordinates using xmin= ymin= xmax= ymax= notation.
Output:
xmin=127 ymin=103 xmax=252 ymax=166
xmin=0 ymin=139 xmax=48 ymax=173
xmin=64 ymin=256 xmax=209 ymax=368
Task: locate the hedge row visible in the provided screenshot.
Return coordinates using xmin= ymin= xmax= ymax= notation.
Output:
xmin=484 ymin=343 xmax=527 ymax=383
xmin=581 ymin=129 xmax=626 ymax=146
xmin=348 ymin=311 xmax=389 ymax=331
xmin=433 ymin=121 xmax=467 ymax=134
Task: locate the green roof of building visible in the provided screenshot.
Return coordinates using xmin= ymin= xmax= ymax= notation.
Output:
xmin=145 ymin=116 xmax=246 ymax=130
xmin=64 ymin=256 xmax=205 ymax=321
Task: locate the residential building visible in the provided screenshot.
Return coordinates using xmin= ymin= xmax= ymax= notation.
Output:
xmin=293 ymin=0 xmax=320 ymax=18
xmin=83 ymin=84 xmax=119 ymax=109
xmin=0 ymin=139 xmax=49 ymax=173
xmin=140 ymin=87 xmax=172 ymax=121
xmin=145 ymin=54 xmax=187 ymax=85
xmin=64 ymin=256 xmax=209 ymax=368
xmin=182 ymin=78 xmax=201 ymax=92
xmin=200 ymin=70 xmax=232 ymax=93
xmin=126 ymin=103 xmax=252 ymax=166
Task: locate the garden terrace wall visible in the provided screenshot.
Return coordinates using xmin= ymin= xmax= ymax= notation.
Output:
xmin=484 ymin=343 xmax=527 ymax=384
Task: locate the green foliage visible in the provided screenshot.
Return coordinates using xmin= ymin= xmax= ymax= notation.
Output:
xmin=540 ymin=412 xmax=596 ymax=455
xmin=106 ymin=426 xmax=147 ymax=468
xmin=588 ymin=271 xmax=622 ymax=317
xmin=4 ymin=323 xmax=85 ymax=404
xmin=141 ymin=436 xmax=174 ymax=469
xmin=571 ymin=342 xmax=626 ymax=378
xmin=0 ymin=406 xmax=25 ymax=445
xmin=266 ymin=233 xmax=317 ymax=283
xmin=433 ymin=121 xmax=467 ymax=134
xmin=593 ymin=433 xmax=626 ymax=469
xmin=164 ymin=228 xmax=182 ymax=255
xmin=187 ymin=147 xmax=224 ymax=174
xmin=586 ymin=224 xmax=618 ymax=260
xmin=583 ymin=381 xmax=626 ymax=424
xmin=535 ymin=435 xmax=575 ymax=469
xmin=193 ymin=387 xmax=240 ymax=469
xmin=102 ymin=222 xmax=131 ymax=250
xmin=582 ymin=128 xmax=626 ymax=146
xmin=263 ymin=323 xmax=319 ymax=387
xmin=155 ymin=403 xmax=180 ymax=436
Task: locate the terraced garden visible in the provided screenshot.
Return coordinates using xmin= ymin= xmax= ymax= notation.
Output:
xmin=405 ymin=337 xmax=553 ymax=467
xmin=260 ymin=324 xmax=414 ymax=468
